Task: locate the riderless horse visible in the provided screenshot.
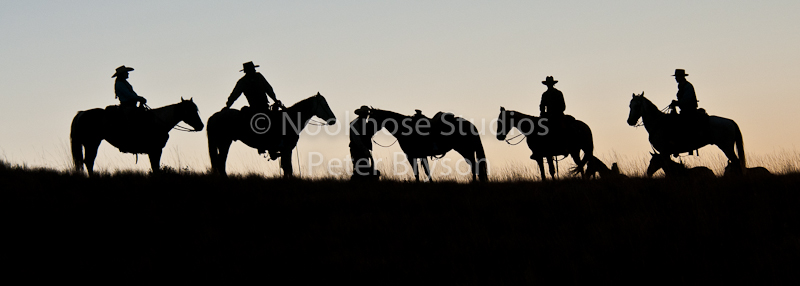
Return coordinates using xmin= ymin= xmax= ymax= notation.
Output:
xmin=206 ymin=92 xmax=336 ymax=177
xmin=368 ymin=108 xmax=488 ymax=182
xmin=71 ymin=98 xmax=204 ymax=176
xmin=496 ymin=107 xmax=594 ymax=180
xmin=627 ymin=92 xmax=745 ymax=174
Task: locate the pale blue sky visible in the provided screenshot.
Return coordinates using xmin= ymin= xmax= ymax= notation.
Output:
xmin=1 ymin=1 xmax=798 ymax=176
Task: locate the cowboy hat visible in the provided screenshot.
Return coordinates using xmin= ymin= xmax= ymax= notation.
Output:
xmin=354 ymin=105 xmax=370 ymax=116
xmin=672 ymin=69 xmax=689 ymax=77
xmin=111 ymin=65 xmax=134 ymax=78
xmin=541 ymin=76 xmax=558 ymax=85
xmin=240 ymin=61 xmax=260 ymax=72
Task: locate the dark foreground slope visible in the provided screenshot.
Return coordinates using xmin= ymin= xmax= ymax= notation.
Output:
xmin=3 ymin=165 xmax=799 ymax=284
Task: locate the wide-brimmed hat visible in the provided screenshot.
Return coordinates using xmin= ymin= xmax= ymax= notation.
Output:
xmin=240 ymin=61 xmax=260 ymax=72
xmin=111 ymin=65 xmax=134 ymax=78
xmin=672 ymin=69 xmax=689 ymax=77
xmin=355 ymin=105 xmax=370 ymax=116
xmin=541 ymin=76 xmax=558 ymax=85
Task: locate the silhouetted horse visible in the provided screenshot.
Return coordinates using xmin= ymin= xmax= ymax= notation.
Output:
xmin=647 ymin=152 xmax=715 ymax=179
xmin=71 ymin=98 xmax=204 ymax=176
xmin=368 ymin=108 xmax=488 ymax=182
xmin=207 ymin=93 xmax=336 ymax=177
xmin=628 ymin=92 xmax=745 ymax=173
xmin=496 ymin=107 xmax=594 ymax=180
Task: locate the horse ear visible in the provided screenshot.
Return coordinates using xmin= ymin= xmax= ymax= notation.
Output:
xmin=641 ymin=91 xmax=644 ymax=96
xmin=181 ymin=96 xmax=185 ymax=101
xmin=316 ymin=92 xmax=321 ymax=96
xmin=632 ymin=93 xmax=635 ymax=98
xmin=500 ymin=107 xmax=505 ymax=112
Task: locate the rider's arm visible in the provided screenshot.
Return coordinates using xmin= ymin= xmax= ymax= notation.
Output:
xmin=226 ymin=78 xmax=244 ymax=108
xmin=539 ymin=94 xmax=547 ymax=114
xmin=258 ymin=73 xmax=278 ymax=102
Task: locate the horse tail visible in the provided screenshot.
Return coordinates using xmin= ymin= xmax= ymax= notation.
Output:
xmin=572 ymin=120 xmax=595 ymax=177
xmin=207 ymin=113 xmax=219 ymax=174
xmin=571 ymin=155 xmax=590 ymax=176
xmin=735 ymin=121 xmax=746 ymax=172
xmin=70 ymin=111 xmax=85 ymax=172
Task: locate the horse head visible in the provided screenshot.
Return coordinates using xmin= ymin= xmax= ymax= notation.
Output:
xmin=496 ymin=107 xmax=509 ymax=141
xmin=311 ymin=92 xmax=336 ymax=125
xmin=627 ymin=92 xmax=645 ymax=126
xmin=178 ymin=97 xmax=204 ymax=131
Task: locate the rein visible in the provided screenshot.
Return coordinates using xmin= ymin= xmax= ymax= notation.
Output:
xmin=172 ymin=124 xmax=200 ymax=132
xmin=373 ymin=138 xmax=398 ymax=147
xmin=504 ymin=133 xmax=525 ymax=145
xmin=501 ymin=112 xmax=530 ymax=145
xmin=307 ymin=119 xmax=328 ymax=126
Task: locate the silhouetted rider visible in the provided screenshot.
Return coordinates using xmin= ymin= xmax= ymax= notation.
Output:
xmin=539 ymin=76 xmax=565 ymax=118
xmin=538 ymin=75 xmax=567 ymax=144
xmin=224 ymin=61 xmax=281 ymax=111
xmin=350 ymin=106 xmax=379 ymax=177
xmin=113 ymin=65 xmax=147 ymax=108
xmin=669 ymin=69 xmax=698 ymax=115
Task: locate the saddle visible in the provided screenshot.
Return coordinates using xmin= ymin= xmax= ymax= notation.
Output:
xmin=539 ymin=114 xmax=575 ymax=151
xmin=239 ymin=105 xmax=286 ymax=157
xmin=104 ymin=105 xmax=166 ymax=154
xmin=665 ymin=108 xmax=711 ymax=153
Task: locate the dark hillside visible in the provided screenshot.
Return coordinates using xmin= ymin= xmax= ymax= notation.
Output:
xmin=3 ymin=164 xmax=799 ymax=284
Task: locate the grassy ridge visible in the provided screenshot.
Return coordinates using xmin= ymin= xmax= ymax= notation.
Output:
xmin=3 ymin=163 xmax=799 ymax=284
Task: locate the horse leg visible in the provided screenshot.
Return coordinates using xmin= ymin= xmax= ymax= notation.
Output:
xmin=535 ymin=158 xmax=547 ymax=180
xmin=281 ymin=149 xmax=293 ymax=178
xmin=149 ymin=149 xmax=162 ymax=174
xmin=409 ymin=156 xmax=420 ymax=182
xmin=457 ymin=150 xmax=477 ymax=182
xmin=547 ymin=157 xmax=556 ymax=179
xmin=719 ymin=145 xmax=741 ymax=169
xmin=420 ymin=157 xmax=431 ymax=182
xmin=466 ymin=157 xmax=476 ymax=182
xmin=210 ymin=139 xmax=232 ymax=176
xmin=83 ymin=139 xmax=101 ymax=177
xmin=71 ymin=137 xmax=84 ymax=173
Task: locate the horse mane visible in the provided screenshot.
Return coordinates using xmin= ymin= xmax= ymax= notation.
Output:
xmin=634 ymin=94 xmax=663 ymax=114
xmin=503 ymin=109 xmax=539 ymax=120
xmin=149 ymin=98 xmax=198 ymax=113
xmin=285 ymin=94 xmax=318 ymax=111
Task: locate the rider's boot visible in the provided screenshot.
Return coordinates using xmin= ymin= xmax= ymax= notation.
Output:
xmin=269 ymin=150 xmax=281 ymax=160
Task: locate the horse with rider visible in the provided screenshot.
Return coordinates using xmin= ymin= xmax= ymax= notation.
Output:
xmin=71 ymin=65 xmax=204 ymax=175
xmin=496 ymin=76 xmax=594 ymax=180
xmin=208 ymin=61 xmax=336 ymax=177
xmin=628 ymin=69 xmax=746 ymax=175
